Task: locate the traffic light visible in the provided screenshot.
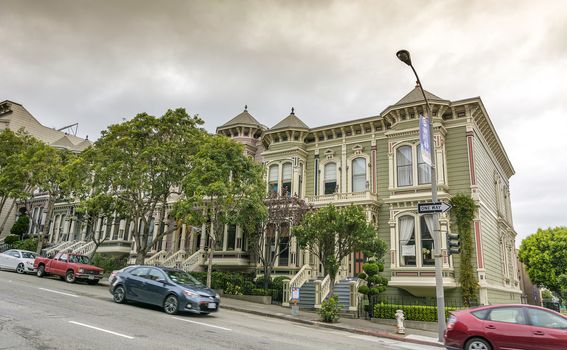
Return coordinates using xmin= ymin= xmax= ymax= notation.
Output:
xmin=447 ymin=233 xmax=461 ymax=255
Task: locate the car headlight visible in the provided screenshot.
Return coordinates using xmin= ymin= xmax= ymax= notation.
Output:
xmin=79 ymin=268 xmax=84 ymax=273
xmin=183 ymin=290 xmax=199 ymax=298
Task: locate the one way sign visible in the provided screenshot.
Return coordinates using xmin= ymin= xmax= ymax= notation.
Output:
xmin=418 ymin=202 xmax=452 ymax=214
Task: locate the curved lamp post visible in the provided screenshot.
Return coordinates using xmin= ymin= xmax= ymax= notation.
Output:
xmin=396 ymin=49 xmax=446 ymax=342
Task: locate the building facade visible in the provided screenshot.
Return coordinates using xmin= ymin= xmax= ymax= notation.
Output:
xmin=21 ymin=85 xmax=521 ymax=305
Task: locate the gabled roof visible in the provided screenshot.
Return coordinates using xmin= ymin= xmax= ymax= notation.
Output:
xmin=74 ymin=138 xmax=93 ymax=151
xmin=393 ymin=84 xmax=447 ymax=106
xmin=50 ymin=135 xmax=77 ymax=150
xmin=220 ymin=106 xmax=262 ymax=128
xmin=270 ymin=108 xmax=309 ymax=131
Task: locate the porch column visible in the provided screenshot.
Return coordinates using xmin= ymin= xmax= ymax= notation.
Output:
xmin=222 ymin=224 xmax=228 ymax=251
xmin=179 ymin=224 xmax=187 ymax=253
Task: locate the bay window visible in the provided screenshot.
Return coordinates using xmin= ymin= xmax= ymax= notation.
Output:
xmin=282 ymin=163 xmax=292 ymax=195
xmin=324 ymin=162 xmax=337 ymax=194
xmin=268 ymin=165 xmax=279 ymax=194
xmin=398 ymin=214 xmax=435 ymax=267
xmin=352 ymin=157 xmax=366 ymax=192
xmin=396 ymin=146 xmax=412 ymax=187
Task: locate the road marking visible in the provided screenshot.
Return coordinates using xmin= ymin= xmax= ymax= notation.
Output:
xmin=69 ymin=321 xmax=134 ymax=339
xmin=38 ymin=288 xmax=79 ymax=298
xmin=172 ymin=316 xmax=232 ymax=331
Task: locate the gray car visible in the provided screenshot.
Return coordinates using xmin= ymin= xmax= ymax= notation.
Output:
xmin=109 ymin=265 xmax=220 ymax=315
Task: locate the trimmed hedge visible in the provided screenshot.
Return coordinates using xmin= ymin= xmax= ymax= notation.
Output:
xmin=374 ymin=303 xmax=457 ymax=322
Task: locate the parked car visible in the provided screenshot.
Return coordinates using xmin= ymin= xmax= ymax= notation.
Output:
xmin=109 ymin=266 xmax=220 ymax=315
xmin=0 ymin=249 xmax=38 ymax=274
xmin=34 ymin=252 xmax=104 ymax=284
xmin=445 ymin=304 xmax=567 ymax=350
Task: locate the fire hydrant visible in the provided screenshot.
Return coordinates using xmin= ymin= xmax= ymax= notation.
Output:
xmin=395 ymin=309 xmax=405 ymax=334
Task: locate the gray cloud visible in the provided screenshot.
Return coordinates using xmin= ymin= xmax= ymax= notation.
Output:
xmin=1 ymin=0 xmax=565 ymax=244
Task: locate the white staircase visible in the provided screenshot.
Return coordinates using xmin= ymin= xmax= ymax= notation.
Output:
xmin=282 ymin=264 xmax=314 ymax=306
xmin=145 ymin=250 xmax=170 ymax=266
xmin=44 ymin=240 xmax=76 ymax=256
xmin=72 ymin=241 xmax=96 ymax=257
xmin=180 ymin=249 xmax=205 ymax=272
xmin=62 ymin=241 xmax=86 ymax=253
xmin=162 ymin=250 xmax=187 ymax=268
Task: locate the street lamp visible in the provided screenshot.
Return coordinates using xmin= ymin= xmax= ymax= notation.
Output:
xmin=396 ymin=49 xmax=447 ymax=342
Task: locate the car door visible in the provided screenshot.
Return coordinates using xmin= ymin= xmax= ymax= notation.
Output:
xmin=54 ymin=253 xmax=68 ymax=276
xmin=482 ymin=306 xmax=533 ymax=350
xmin=525 ymin=307 xmax=567 ymax=350
xmin=142 ymin=268 xmax=170 ymax=306
xmin=4 ymin=250 xmax=21 ymax=270
xmin=124 ymin=267 xmax=150 ymax=302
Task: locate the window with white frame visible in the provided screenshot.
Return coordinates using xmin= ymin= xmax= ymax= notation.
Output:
xmin=396 ymin=146 xmax=413 ymax=187
xmin=398 ymin=214 xmax=435 ymax=267
xmin=268 ymin=165 xmax=279 ymax=194
xmin=417 ymin=146 xmax=432 ymax=184
xmin=324 ymin=162 xmax=337 ymax=194
xmin=352 ymin=157 xmax=366 ymax=192
xmin=282 ymin=163 xmax=292 ymax=195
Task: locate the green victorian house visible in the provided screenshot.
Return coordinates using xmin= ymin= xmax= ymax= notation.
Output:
xmin=34 ymin=85 xmax=520 ymax=307
xmin=216 ymin=84 xmax=520 ymax=306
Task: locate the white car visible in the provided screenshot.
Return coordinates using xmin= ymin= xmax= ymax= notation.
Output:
xmin=0 ymin=249 xmax=38 ymax=274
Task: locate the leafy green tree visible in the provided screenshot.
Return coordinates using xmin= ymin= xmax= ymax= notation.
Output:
xmin=357 ymin=261 xmax=388 ymax=317
xmin=293 ymin=204 xmax=387 ymax=292
xmin=83 ymin=108 xmax=205 ymax=264
xmin=519 ymin=227 xmax=567 ymax=295
xmin=10 ymin=215 xmax=29 ymax=239
xmin=240 ymin=191 xmax=310 ymax=290
xmin=174 ymin=135 xmax=265 ymax=288
xmin=450 ymin=193 xmax=479 ymax=307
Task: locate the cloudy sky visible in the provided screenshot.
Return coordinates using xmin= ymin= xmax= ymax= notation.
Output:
xmin=1 ymin=0 xmax=566 ymax=244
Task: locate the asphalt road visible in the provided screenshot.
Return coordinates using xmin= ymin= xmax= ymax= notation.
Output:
xmin=0 ymin=270 xmax=437 ymax=350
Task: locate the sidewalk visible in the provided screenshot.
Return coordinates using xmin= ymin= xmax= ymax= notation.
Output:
xmin=100 ymin=278 xmax=442 ymax=348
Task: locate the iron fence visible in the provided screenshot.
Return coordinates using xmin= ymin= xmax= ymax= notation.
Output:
xmin=364 ymin=295 xmax=476 ymax=321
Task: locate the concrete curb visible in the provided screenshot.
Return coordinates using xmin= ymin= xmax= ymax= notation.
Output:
xmin=221 ymin=304 xmax=443 ymax=348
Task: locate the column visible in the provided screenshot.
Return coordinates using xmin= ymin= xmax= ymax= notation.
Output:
xmin=179 ymin=224 xmax=187 ymax=253
xmin=341 ymin=143 xmax=347 ymax=193
xmin=161 ymin=223 xmax=169 ymax=251
xmin=222 ymin=224 xmax=228 ymax=251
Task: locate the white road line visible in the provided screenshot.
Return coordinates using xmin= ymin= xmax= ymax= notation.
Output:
xmin=68 ymin=321 xmax=134 ymax=339
xmin=38 ymin=287 xmax=79 ymax=298
xmin=172 ymin=316 xmax=232 ymax=331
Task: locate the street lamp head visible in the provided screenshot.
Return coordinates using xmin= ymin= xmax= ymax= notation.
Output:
xmin=396 ymin=49 xmax=412 ymax=66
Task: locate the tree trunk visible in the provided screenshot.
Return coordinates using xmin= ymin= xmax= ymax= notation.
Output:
xmin=135 ymin=250 xmax=147 ymax=264
xmin=263 ymin=265 xmax=270 ymax=290
xmin=206 ymin=245 xmax=214 ymax=288
xmin=0 ymin=199 xmax=17 ymax=235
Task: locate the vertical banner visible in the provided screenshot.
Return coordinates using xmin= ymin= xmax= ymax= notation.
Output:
xmin=419 ymin=113 xmax=432 ymax=166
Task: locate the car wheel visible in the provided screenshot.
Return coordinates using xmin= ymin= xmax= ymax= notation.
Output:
xmin=16 ymin=263 xmax=25 ymax=274
xmin=65 ymin=270 xmax=76 ymax=283
xmin=164 ymin=295 xmax=179 ymax=315
xmin=36 ymin=265 xmax=45 ymax=277
xmin=465 ymin=338 xmax=492 ymax=350
xmin=113 ymin=285 xmax=127 ymax=304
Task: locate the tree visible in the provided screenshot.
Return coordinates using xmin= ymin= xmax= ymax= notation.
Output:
xmin=450 ymin=193 xmax=479 ymax=307
xmin=519 ymin=227 xmax=567 ymax=295
xmin=10 ymin=214 xmax=29 ymax=239
xmin=83 ymin=108 xmax=205 ymax=264
xmin=174 ymin=135 xmax=265 ymax=288
xmin=293 ymin=204 xmax=387 ymax=292
xmin=357 ymin=261 xmax=388 ymax=317
xmin=240 ymin=191 xmax=310 ymax=290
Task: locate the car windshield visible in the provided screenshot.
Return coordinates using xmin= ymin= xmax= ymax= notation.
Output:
xmin=68 ymin=255 xmax=90 ymax=264
xmin=166 ymin=270 xmax=203 ymax=286
xmin=21 ymin=252 xmax=37 ymax=259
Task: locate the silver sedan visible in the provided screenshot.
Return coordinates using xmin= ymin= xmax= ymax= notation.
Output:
xmin=0 ymin=249 xmax=38 ymax=274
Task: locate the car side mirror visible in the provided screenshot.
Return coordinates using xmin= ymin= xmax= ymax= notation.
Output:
xmin=156 ymin=278 xmax=167 ymax=284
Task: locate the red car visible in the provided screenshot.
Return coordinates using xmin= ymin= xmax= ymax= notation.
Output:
xmin=445 ymin=304 xmax=567 ymax=350
xmin=34 ymin=252 xmax=104 ymax=284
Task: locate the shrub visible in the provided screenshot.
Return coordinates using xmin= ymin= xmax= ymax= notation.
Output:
xmin=373 ymin=303 xmax=458 ymax=322
xmin=13 ymin=238 xmax=38 ymax=252
xmin=318 ymin=295 xmax=342 ymax=323
xmin=251 ymin=288 xmax=271 ymax=296
xmin=91 ymin=253 xmax=127 ymax=276
xmin=4 ymin=235 xmax=20 ymax=245
xmin=224 ymin=282 xmax=243 ymax=295
xmin=10 ymin=215 xmax=29 ymax=238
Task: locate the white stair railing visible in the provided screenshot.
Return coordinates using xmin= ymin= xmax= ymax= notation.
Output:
xmin=181 ymin=249 xmax=205 ymax=272
xmin=145 ymin=250 xmax=169 ymax=266
xmin=72 ymin=241 xmax=96 ymax=256
xmin=162 ymin=250 xmax=187 ymax=268
xmin=314 ymin=274 xmax=331 ymax=308
xmin=44 ymin=240 xmax=76 ymax=256
xmin=62 ymin=241 xmax=86 ymax=253
xmin=282 ymin=264 xmax=313 ymax=306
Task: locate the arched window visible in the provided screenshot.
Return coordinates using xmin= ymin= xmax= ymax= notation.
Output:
xmin=281 ymin=163 xmax=292 ymax=195
xmin=268 ymin=165 xmax=279 ymax=194
xmin=352 ymin=157 xmax=366 ymax=192
xmin=324 ymin=163 xmax=337 ymax=194
xmin=396 ymin=146 xmax=412 ymax=187
xmin=399 ymin=215 xmax=416 ymax=267
xmin=417 ymin=146 xmax=431 ymax=184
